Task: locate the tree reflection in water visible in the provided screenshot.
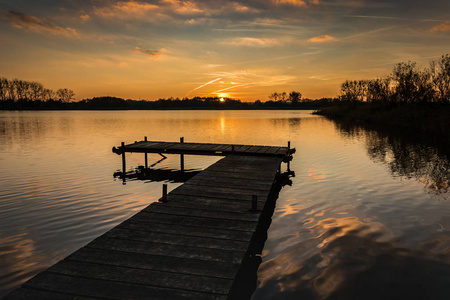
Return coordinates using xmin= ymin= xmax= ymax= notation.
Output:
xmin=335 ymin=121 xmax=450 ymax=201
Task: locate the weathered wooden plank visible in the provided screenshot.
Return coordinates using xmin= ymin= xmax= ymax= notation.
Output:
xmin=256 ymin=146 xmax=274 ymax=153
xmin=48 ymin=260 xmax=233 ymax=295
xmin=24 ymin=272 xmax=227 ymax=300
xmin=3 ymin=288 xmax=97 ymax=300
xmin=144 ymin=203 xmax=261 ymax=222
xmin=132 ymin=211 xmax=259 ymax=232
xmin=192 ymin=171 xmax=276 ymax=181
xmin=233 ymin=145 xmax=253 ymax=152
xmin=244 ymin=146 xmax=265 ymax=153
xmin=162 ymin=194 xmax=266 ymax=213
xmin=171 ymin=184 xmax=271 ymax=200
xmin=185 ymin=176 xmax=274 ymax=191
xmin=67 ymin=248 xmax=240 ymax=279
xmin=88 ymin=237 xmax=245 ymax=264
xmin=264 ymin=146 xmax=281 ymax=154
xmin=275 ymin=147 xmax=290 ymax=155
xmin=119 ymin=219 xmax=253 ymax=241
xmin=104 ymin=227 xmax=249 ymax=251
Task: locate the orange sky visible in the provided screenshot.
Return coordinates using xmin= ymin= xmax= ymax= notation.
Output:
xmin=1 ymin=0 xmax=450 ymax=101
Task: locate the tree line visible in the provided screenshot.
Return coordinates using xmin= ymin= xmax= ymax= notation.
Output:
xmin=339 ymin=54 xmax=450 ymax=104
xmin=0 ymin=77 xmax=75 ymax=103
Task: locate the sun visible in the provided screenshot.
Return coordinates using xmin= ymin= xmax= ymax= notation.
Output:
xmin=220 ymin=97 xmax=225 ymax=102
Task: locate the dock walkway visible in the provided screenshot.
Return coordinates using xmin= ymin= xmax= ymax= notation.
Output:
xmin=5 ymin=141 xmax=294 ymax=300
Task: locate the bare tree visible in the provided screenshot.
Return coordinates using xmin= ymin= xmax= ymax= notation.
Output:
xmin=430 ymin=54 xmax=450 ymax=103
xmin=289 ymin=91 xmax=302 ymax=104
xmin=29 ymin=82 xmax=44 ymax=101
xmin=56 ymin=88 xmax=75 ymax=102
xmin=13 ymin=79 xmax=30 ymax=100
xmin=269 ymin=92 xmax=280 ymax=101
xmin=0 ymin=77 xmax=9 ymax=101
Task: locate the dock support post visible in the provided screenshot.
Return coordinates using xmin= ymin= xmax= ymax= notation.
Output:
xmin=121 ymin=142 xmax=126 ymax=175
xmin=144 ymin=136 xmax=148 ymax=169
xmin=180 ymin=137 xmax=185 ymax=172
xmin=251 ymin=195 xmax=258 ymax=212
xmin=161 ymin=184 xmax=168 ymax=203
xmin=287 ymin=141 xmax=291 ymax=172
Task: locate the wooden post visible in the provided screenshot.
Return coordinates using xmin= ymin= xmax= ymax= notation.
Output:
xmin=288 ymin=141 xmax=291 ymax=151
xmin=251 ymin=195 xmax=257 ymax=212
xmin=144 ymin=136 xmax=147 ymax=141
xmin=121 ymin=142 xmax=126 ymax=175
xmin=161 ymin=184 xmax=168 ymax=203
xmin=144 ymin=152 xmax=148 ymax=169
xmin=180 ymin=137 xmax=184 ymax=172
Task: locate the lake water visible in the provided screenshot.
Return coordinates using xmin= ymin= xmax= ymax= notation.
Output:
xmin=1 ymin=110 xmax=450 ymax=299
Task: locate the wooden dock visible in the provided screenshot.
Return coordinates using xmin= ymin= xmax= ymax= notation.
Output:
xmin=4 ymin=140 xmax=294 ymax=300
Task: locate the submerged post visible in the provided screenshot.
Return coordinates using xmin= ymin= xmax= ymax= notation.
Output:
xmin=251 ymin=195 xmax=258 ymax=212
xmin=180 ymin=137 xmax=185 ymax=172
xmin=121 ymin=142 xmax=126 ymax=175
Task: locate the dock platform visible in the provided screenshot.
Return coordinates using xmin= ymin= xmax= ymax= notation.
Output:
xmin=4 ymin=140 xmax=294 ymax=300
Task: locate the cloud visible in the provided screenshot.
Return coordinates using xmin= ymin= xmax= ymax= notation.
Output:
xmin=431 ymin=21 xmax=450 ymax=32
xmin=3 ymin=11 xmax=79 ymax=37
xmin=223 ymin=37 xmax=279 ymax=47
xmin=274 ymin=0 xmax=319 ymax=7
xmin=161 ymin=0 xmax=203 ymax=15
xmin=80 ymin=14 xmax=90 ymax=23
xmin=134 ymin=47 xmax=165 ymax=57
xmin=308 ymin=35 xmax=335 ymax=42
xmin=93 ymin=1 xmax=159 ymax=18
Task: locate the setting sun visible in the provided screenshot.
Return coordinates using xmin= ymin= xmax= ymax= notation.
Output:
xmin=220 ymin=98 xmax=224 ymax=102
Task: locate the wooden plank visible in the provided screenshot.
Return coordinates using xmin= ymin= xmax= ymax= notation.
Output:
xmin=48 ymin=260 xmax=233 ymax=295
xmin=256 ymin=146 xmax=274 ymax=154
xmin=88 ymin=237 xmax=245 ymax=264
xmin=23 ymin=272 xmax=227 ymax=300
xmin=68 ymin=248 xmax=240 ymax=279
xmin=244 ymin=146 xmax=265 ymax=153
xmin=275 ymin=147 xmax=289 ymax=155
xmin=144 ymin=203 xmax=261 ymax=222
xmin=233 ymin=145 xmax=253 ymax=152
xmin=164 ymin=194 xmax=266 ymax=211
xmin=171 ymin=184 xmax=271 ymax=199
xmin=131 ymin=211 xmax=259 ymax=232
xmin=263 ymin=146 xmax=281 ymax=154
xmin=119 ymin=219 xmax=254 ymax=242
xmin=103 ymin=227 xmax=249 ymax=251
xmin=185 ymin=176 xmax=274 ymax=191
xmin=3 ymin=288 xmax=98 ymax=300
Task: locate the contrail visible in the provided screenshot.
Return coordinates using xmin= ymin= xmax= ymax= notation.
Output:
xmin=185 ymin=78 xmax=222 ymax=96
xmin=212 ymin=83 xmax=255 ymax=94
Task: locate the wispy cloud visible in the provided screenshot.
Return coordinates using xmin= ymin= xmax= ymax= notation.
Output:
xmin=273 ymin=0 xmax=319 ymax=7
xmin=222 ymin=37 xmax=279 ymax=47
xmin=3 ymin=11 xmax=79 ymax=37
xmin=134 ymin=47 xmax=164 ymax=57
xmin=308 ymin=35 xmax=335 ymax=42
xmin=93 ymin=1 xmax=159 ymax=18
xmin=160 ymin=0 xmax=203 ymax=15
xmin=431 ymin=21 xmax=450 ymax=32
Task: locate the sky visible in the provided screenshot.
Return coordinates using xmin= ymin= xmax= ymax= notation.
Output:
xmin=1 ymin=0 xmax=450 ymax=101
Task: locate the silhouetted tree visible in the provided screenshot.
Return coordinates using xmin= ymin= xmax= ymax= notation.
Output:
xmin=430 ymin=54 xmax=450 ymax=103
xmin=0 ymin=77 xmax=9 ymax=101
xmin=56 ymin=88 xmax=75 ymax=102
xmin=289 ymin=91 xmax=302 ymax=104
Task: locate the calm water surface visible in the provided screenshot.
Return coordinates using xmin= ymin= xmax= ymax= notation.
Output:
xmin=0 ymin=110 xmax=449 ymax=299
